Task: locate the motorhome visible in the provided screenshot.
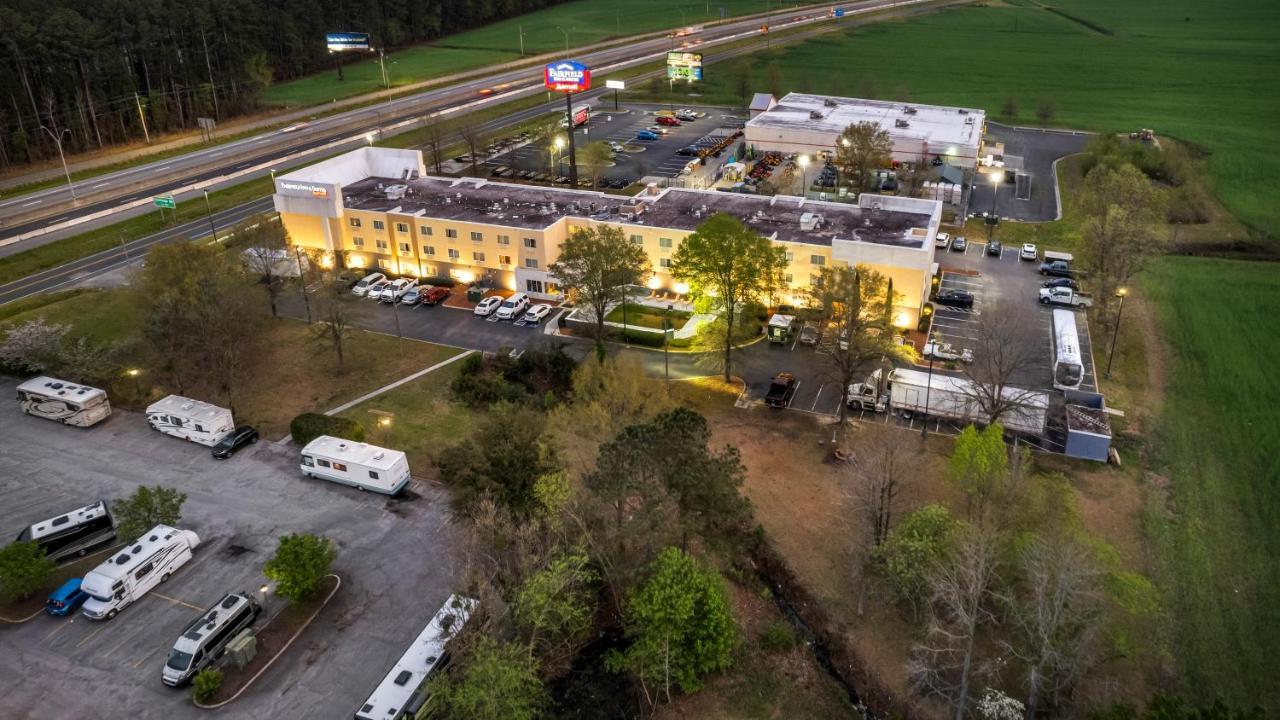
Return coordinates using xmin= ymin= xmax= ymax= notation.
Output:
xmin=16 ymin=376 xmax=111 ymax=427
xmin=81 ymin=524 xmax=200 ymax=620
xmin=354 ymin=595 xmax=477 ymax=720
xmin=146 ymin=395 xmax=235 ymax=446
xmin=163 ymin=592 xmax=262 ymax=687
xmin=300 ymin=436 xmax=411 ymax=495
xmin=14 ymin=500 xmax=117 ymax=563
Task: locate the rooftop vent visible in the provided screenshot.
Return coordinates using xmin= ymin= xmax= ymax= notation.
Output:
xmin=823 ymin=98 xmax=837 ymax=107
xmin=799 ymin=212 xmax=824 ymax=232
xmin=958 ymin=109 xmax=969 ymax=115
xmin=903 ymin=106 xmax=918 ymax=115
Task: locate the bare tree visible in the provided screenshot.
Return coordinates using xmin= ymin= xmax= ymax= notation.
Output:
xmin=420 ymin=115 xmax=449 ymax=175
xmin=1004 ymin=536 xmax=1104 ymax=717
xmin=580 ymin=140 xmax=613 ymax=189
xmin=957 ymin=300 xmax=1045 ymax=426
xmin=898 ymin=153 xmax=932 ymax=198
xmin=1036 ymin=97 xmax=1057 ymax=125
xmin=846 ymin=423 xmax=923 ymax=615
xmin=456 ymin=123 xmax=488 ymax=178
xmin=311 ymin=278 xmax=353 ymax=374
xmin=908 ymin=527 xmax=1002 ymax=720
xmin=236 ymin=214 xmax=288 ymax=317
xmin=1077 ymin=163 xmax=1166 ymax=322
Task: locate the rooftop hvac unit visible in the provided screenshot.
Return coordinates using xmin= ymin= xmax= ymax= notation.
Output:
xmin=903 ymin=106 xmax=918 ymax=115
xmin=809 ymin=110 xmax=824 ymax=120
xmin=958 ymin=109 xmax=969 ymax=115
xmin=823 ymin=98 xmax=837 ymax=107
xmin=799 ymin=212 xmax=823 ymax=231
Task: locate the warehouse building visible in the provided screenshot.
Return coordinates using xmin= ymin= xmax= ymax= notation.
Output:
xmin=744 ymin=93 xmax=986 ymax=169
xmin=273 ymin=147 xmax=944 ymax=326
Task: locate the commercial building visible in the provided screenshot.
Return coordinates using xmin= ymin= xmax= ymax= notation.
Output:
xmin=744 ymin=93 xmax=986 ymax=169
xmin=273 ymin=147 xmax=944 ymax=326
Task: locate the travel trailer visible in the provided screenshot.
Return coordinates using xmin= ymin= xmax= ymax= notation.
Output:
xmin=146 ymin=395 xmax=235 ymax=446
xmin=16 ymin=376 xmax=111 ymax=427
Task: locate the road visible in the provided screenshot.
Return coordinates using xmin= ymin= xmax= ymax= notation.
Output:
xmin=0 ymin=0 xmax=903 ymax=246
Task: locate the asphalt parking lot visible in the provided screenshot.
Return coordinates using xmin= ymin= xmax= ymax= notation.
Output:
xmin=0 ymin=386 xmax=462 ymax=720
xmin=969 ymin=122 xmax=1091 ymax=222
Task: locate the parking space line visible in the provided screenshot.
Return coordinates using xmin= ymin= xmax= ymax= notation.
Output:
xmin=150 ymin=592 xmax=204 ymax=611
xmin=45 ymin=620 xmax=73 ymax=642
xmin=787 ymin=380 xmax=801 ymax=408
xmin=76 ymin=625 xmax=106 ymax=648
xmin=133 ymin=646 xmax=162 ymax=669
xmin=810 ymin=383 xmax=825 ymax=412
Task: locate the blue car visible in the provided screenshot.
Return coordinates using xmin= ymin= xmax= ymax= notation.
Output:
xmin=46 ymin=578 xmax=89 ymax=617
xmin=636 ymin=130 xmax=659 ymax=141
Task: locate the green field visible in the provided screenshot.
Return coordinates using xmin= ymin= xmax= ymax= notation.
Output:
xmin=630 ymin=0 xmax=1280 ymax=234
xmin=1142 ymin=258 xmax=1280 ymax=709
xmin=262 ymin=0 xmax=795 ymax=107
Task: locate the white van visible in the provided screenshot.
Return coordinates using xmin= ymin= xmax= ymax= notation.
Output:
xmin=146 ymin=395 xmax=234 ymax=446
xmin=300 ymin=435 xmax=411 ymax=495
xmin=162 ymin=592 xmax=262 ymax=687
xmin=495 ymin=292 xmax=529 ymax=321
xmin=352 ymin=272 xmax=386 ymax=296
xmin=81 ymin=524 xmax=200 ymax=621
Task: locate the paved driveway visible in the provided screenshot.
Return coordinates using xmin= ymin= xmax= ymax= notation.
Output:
xmin=969 ymin=122 xmax=1091 ymax=222
xmin=0 ymin=386 xmax=462 ymax=720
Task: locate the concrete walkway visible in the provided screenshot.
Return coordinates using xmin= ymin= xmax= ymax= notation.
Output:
xmin=323 ymin=349 xmax=474 ymax=415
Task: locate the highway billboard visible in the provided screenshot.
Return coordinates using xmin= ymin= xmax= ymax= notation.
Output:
xmin=666 ymin=52 xmax=703 ymax=81
xmin=326 ymin=33 xmax=371 ymax=52
xmin=544 ymin=61 xmax=591 ymax=92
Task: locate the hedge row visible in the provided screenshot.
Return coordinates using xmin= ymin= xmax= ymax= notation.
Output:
xmin=289 ymin=413 xmax=366 ymax=446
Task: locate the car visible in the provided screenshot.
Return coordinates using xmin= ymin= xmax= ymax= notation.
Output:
xmin=45 ymin=578 xmax=90 ymax=617
xmin=636 ymin=130 xmax=660 ymax=141
xmin=1042 ymin=277 xmax=1081 ymax=291
xmin=351 ymin=272 xmax=386 ymax=296
xmin=422 ymin=286 xmax=451 ymax=305
xmin=923 ymin=341 xmax=974 ymax=363
xmin=986 ymin=240 xmax=1002 ymax=257
xmin=934 ymin=232 xmax=951 ymax=249
xmin=474 ymin=296 xmax=503 ymax=317
xmin=364 ymin=279 xmax=390 ymax=299
xmin=400 ymin=287 xmax=422 ymax=305
xmin=495 ymin=292 xmax=530 ymax=320
xmin=608 ymin=141 xmax=626 ymax=153
xmin=646 ymin=125 xmax=671 ymax=135
xmin=676 ymin=111 xmax=698 ymax=122
xmin=379 ymin=278 xmax=417 ymax=302
xmin=212 ymin=425 xmax=259 ymax=459
xmin=656 ymin=116 xmax=681 ymax=126
xmin=950 ymin=236 xmax=968 ymax=252
xmin=934 ymin=288 xmax=975 ymax=309
xmin=764 ymin=372 xmax=798 ymax=408
xmin=798 ymin=324 xmax=820 ymax=346
xmin=1020 ymin=243 xmax=1038 ymax=261
xmin=521 ymin=304 xmax=553 ymax=324
xmin=676 ymin=146 xmax=701 ymax=157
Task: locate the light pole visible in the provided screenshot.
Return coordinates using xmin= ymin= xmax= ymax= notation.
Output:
xmin=40 ymin=126 xmax=77 ymax=201
xmin=1105 ymin=287 xmax=1128 ymax=379
xmin=378 ymin=49 xmax=391 ymax=104
xmin=126 ymin=368 xmax=142 ymax=399
xmin=921 ymin=337 xmax=935 ymax=440
xmin=797 ymin=154 xmax=810 ymax=197
xmin=556 ymin=26 xmax=571 ymax=52
xmin=553 ymin=135 xmax=565 ymax=176
xmin=203 ymin=190 xmax=217 ymax=242
xmin=365 ymin=132 xmax=375 ymax=147
xmin=664 ymin=303 xmax=673 ymax=383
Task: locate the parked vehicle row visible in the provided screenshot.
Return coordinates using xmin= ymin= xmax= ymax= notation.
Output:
xmin=473 ymin=292 xmax=555 ymax=325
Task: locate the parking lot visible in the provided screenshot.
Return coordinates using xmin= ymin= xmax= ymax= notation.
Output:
xmin=0 ymin=385 xmax=462 ymax=719
xmin=969 ymin=122 xmax=1091 ymax=222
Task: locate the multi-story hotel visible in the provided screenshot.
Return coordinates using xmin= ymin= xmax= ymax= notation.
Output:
xmin=273 ymin=147 xmax=945 ymax=326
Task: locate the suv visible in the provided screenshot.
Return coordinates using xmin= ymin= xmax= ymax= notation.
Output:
xmin=950 ymin=236 xmax=968 ymax=252
xmin=986 ymin=240 xmax=1002 ymax=257
xmin=935 ymin=232 xmax=951 ymax=249
xmin=1039 ymin=260 xmax=1074 ymax=278
xmin=1020 ymin=243 xmax=1038 ymax=261
xmin=422 ymin=286 xmax=451 ymax=305
xmin=351 ymin=272 xmax=386 ymax=297
xmin=495 ymin=292 xmax=530 ymax=321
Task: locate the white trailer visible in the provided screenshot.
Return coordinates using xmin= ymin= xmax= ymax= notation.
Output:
xmin=16 ymin=376 xmax=112 ymax=427
xmin=146 ymin=395 xmax=235 ymax=446
xmin=81 ymin=524 xmax=200 ymax=621
xmin=849 ymin=367 xmax=1048 ymax=436
xmin=300 ymin=435 xmax=411 ymax=495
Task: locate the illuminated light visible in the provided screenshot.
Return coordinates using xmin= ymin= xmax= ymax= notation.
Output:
xmin=946 ymin=146 xmax=957 ymax=156
xmin=454 ymin=269 xmax=476 ymax=285
xmin=365 ymin=133 xmax=375 ymax=145
xmin=798 ymin=154 xmax=810 ymax=168
xmin=990 ymin=170 xmax=1004 ymax=185
xmin=647 ymin=276 xmax=663 ymax=290
xmin=1116 ymin=287 xmax=1129 ymax=297
xmin=673 ymin=282 xmax=690 ymax=295
xmin=126 ymin=368 xmax=141 ymax=378
xmin=555 ymin=136 xmax=566 ymax=150
xmin=894 ymin=311 xmax=911 ymax=329
xmin=378 ymin=416 xmax=392 ymax=428
xmin=319 ymin=254 xmax=334 ymax=269
xmin=259 ymin=584 xmax=270 ymax=596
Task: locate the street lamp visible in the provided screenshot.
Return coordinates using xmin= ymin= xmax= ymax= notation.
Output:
xmin=664 ymin=303 xmax=674 ymax=383
xmin=365 ymin=132 xmax=376 ymax=146
xmin=1105 ymin=287 xmax=1128 ymax=379
xmin=40 ymin=126 xmax=77 ymax=201
xmin=126 ymin=368 xmax=142 ymax=399
xmin=921 ymin=337 xmax=935 ymax=441
xmin=797 ymin=154 xmax=810 ymax=197
xmin=988 ymin=170 xmax=1004 ymax=217
xmin=556 ymin=26 xmax=571 ymax=52
xmin=203 ymin=190 xmax=217 ymax=242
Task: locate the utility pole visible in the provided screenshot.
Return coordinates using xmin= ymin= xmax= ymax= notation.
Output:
xmin=921 ymin=340 xmax=935 ymax=440
xmin=40 ymin=126 xmax=76 ymax=200
xmin=119 ymin=234 xmax=130 ymax=264
xmin=519 ymin=25 xmax=525 ymax=57
xmin=200 ymin=29 xmax=220 ymax=119
xmin=203 ymin=190 xmax=218 ymax=242
xmin=134 ymin=92 xmax=151 ymax=144
xmin=379 ymin=50 xmax=391 ymax=103
xmin=1105 ymin=288 xmax=1128 ymax=378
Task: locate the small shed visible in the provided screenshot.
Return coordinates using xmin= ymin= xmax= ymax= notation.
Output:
xmin=1064 ymin=402 xmax=1113 ymax=462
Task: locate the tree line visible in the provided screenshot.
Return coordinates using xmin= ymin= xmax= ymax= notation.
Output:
xmin=0 ymin=0 xmax=570 ymax=168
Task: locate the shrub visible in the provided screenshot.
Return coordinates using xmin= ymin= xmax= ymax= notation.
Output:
xmin=112 ymin=486 xmax=188 ymax=544
xmin=0 ymin=541 xmax=57 ymax=603
xmin=289 ymin=413 xmax=365 ymax=446
xmin=263 ymin=533 xmax=336 ymax=605
xmin=757 ymin=621 xmax=797 ymax=653
xmin=192 ymin=668 xmax=223 ymax=704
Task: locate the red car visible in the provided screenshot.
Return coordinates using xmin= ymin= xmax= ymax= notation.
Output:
xmin=422 ymin=286 xmax=451 ymax=305
xmin=656 ymin=116 xmax=681 ymax=126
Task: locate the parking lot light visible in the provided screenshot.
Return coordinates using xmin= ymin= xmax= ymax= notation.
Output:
xmin=798 ymin=154 xmax=810 ymax=196
xmin=126 ymin=368 xmax=143 ymax=398
xmin=1105 ymin=287 xmax=1129 ymax=379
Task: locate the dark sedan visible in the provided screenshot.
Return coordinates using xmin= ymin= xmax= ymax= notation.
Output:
xmin=934 ymin=289 xmax=975 ymax=309
xmin=986 ymin=240 xmax=1002 ymax=256
xmin=1042 ymin=277 xmax=1081 ymax=290
xmin=212 ymin=426 xmax=259 ymax=459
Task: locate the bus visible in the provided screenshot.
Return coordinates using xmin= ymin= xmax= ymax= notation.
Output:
xmin=354 ymin=595 xmax=477 ymax=720
xmin=16 ymin=376 xmax=112 ymax=427
xmin=1051 ymin=309 xmax=1084 ymax=391
xmin=15 ymin=500 xmax=117 ymax=563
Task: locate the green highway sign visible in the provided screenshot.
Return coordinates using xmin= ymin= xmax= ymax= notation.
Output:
xmin=153 ymin=196 xmax=176 ymax=209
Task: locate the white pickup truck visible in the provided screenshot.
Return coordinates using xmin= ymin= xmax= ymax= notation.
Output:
xmin=1038 ymin=287 xmax=1093 ymax=307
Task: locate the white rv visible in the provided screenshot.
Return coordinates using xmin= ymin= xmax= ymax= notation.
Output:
xmin=81 ymin=524 xmax=201 ymax=621
xmin=300 ymin=436 xmax=411 ymax=495
xmin=16 ymin=376 xmax=112 ymax=427
xmin=354 ymin=595 xmax=477 ymax=720
xmin=146 ymin=395 xmax=235 ymax=446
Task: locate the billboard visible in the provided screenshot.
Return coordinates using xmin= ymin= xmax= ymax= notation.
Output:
xmin=605 ymin=79 xmax=626 ymax=90
xmin=326 ymin=32 xmax=371 ymax=52
xmin=544 ymin=61 xmax=591 ymax=92
xmin=666 ymin=52 xmax=703 ymax=81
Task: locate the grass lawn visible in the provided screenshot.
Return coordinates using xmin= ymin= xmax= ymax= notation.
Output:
xmin=1141 ymin=257 xmax=1280 ymax=710
xmin=0 ymin=546 xmax=118 ymax=621
xmin=603 ymin=302 xmax=692 ymax=330
xmin=628 ymin=0 xmax=1280 ymax=234
xmin=261 ymin=0 xmax=800 ymax=107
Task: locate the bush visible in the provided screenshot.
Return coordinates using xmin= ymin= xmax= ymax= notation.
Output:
xmin=263 ymin=533 xmax=336 ymax=605
xmin=112 ymin=486 xmax=188 ymax=544
xmin=757 ymin=620 xmax=797 ymax=653
xmin=422 ymin=276 xmax=456 ymax=288
xmin=0 ymin=541 xmax=57 ymax=603
xmin=619 ymin=327 xmax=667 ymax=347
xmin=192 ymin=668 xmax=223 ymax=704
xmin=289 ymin=413 xmax=365 ymax=446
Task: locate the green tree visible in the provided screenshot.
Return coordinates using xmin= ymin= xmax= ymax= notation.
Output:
xmin=608 ymin=547 xmax=737 ymax=705
xmin=0 ymin=541 xmax=56 ymax=603
xmin=514 ymin=552 xmax=599 ymax=663
xmin=1001 ymin=96 xmax=1018 ymax=120
xmin=765 ymin=62 xmax=783 ymax=98
xmin=671 ymin=213 xmax=786 ymax=381
xmin=192 ymin=668 xmax=223 ymax=704
xmin=112 ymin=485 xmax=187 ymax=544
xmin=438 ymin=404 xmax=558 ymax=514
xmin=1076 ymin=163 xmax=1166 ymax=322
xmin=580 ymin=140 xmax=614 ymax=189
xmin=430 ymin=638 xmax=547 ymax=720
xmin=949 ymin=424 xmax=1009 ymax=524
xmin=834 ymin=121 xmax=893 ymax=193
xmin=1036 ymin=96 xmax=1057 ymax=125
xmin=548 ymin=225 xmax=651 ymax=352
xmin=263 ymin=533 xmax=336 ymax=605
xmin=876 ymin=504 xmax=957 ymax=615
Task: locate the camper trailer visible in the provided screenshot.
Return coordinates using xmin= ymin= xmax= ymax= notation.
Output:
xmin=14 ymin=500 xmax=117 ymax=563
xmin=16 ymin=376 xmax=112 ymax=427
xmin=146 ymin=395 xmax=235 ymax=446
xmin=300 ymin=436 xmax=411 ymax=495
xmin=81 ymin=524 xmax=200 ymax=621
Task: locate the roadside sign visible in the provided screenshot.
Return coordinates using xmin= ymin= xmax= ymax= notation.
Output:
xmin=544 ymin=61 xmax=591 ymax=92
xmin=834 ymin=7 xmax=845 ymax=18
xmin=605 ymin=79 xmax=626 ymax=90
xmin=153 ymin=196 xmax=176 ymax=209
xmin=667 ymin=52 xmax=703 ymax=81
xmin=326 ymin=32 xmax=371 ymax=52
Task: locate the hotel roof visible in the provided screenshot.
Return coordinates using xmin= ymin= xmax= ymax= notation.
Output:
xmin=747 ymin=92 xmax=985 ymax=149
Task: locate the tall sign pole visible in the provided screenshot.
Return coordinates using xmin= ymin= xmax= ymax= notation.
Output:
xmin=564 ymin=92 xmax=579 ymax=187
xmin=544 ymin=61 xmax=591 ymax=189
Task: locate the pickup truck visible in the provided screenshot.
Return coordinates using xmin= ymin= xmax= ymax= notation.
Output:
xmin=1039 ymin=260 xmax=1075 ymax=278
xmin=765 ymin=372 xmax=798 ymax=408
xmin=1039 ymin=287 xmax=1093 ymax=307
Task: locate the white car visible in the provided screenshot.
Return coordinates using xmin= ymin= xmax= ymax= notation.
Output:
xmin=495 ymin=292 xmax=530 ymax=321
xmin=522 ymin=304 xmax=552 ymax=324
xmin=608 ymin=141 xmax=626 ymax=153
xmin=351 ymin=272 xmax=386 ymax=297
xmin=474 ymin=296 xmax=503 ymax=317
xmin=399 ymin=285 xmax=423 ymax=305
xmin=364 ymin=279 xmax=390 ymax=299
xmin=1020 ymin=243 xmax=1038 ymax=261
xmin=935 ymin=232 xmax=951 ymax=249
xmin=380 ymin=278 xmax=417 ymax=303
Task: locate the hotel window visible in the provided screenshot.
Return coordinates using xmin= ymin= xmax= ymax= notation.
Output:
xmin=523 ymin=237 xmax=537 ymax=249
xmin=448 ymin=249 xmax=460 ymax=260
xmin=420 ymin=225 xmax=433 ymax=236
xmin=373 ymin=220 xmax=385 ymax=230
xmin=526 ymin=280 xmax=544 ymax=294
xmin=352 ymin=237 xmax=365 ymax=247
xmin=499 ymin=255 xmax=512 ymax=266
xmin=525 ymin=258 xmax=539 ymax=269
xmin=659 ymin=258 xmax=673 ymax=268
xmin=630 ymin=234 xmax=643 ymax=245
xmin=784 ymin=251 xmax=794 ymax=262
xmin=470 ymin=231 xmax=483 ymax=242
xmin=810 ymin=254 xmax=825 ymax=266
xmin=446 ymin=228 xmax=458 ymax=239
xmin=473 ymin=252 xmax=486 ymax=263
xmin=399 ymin=243 xmax=410 ymax=254
xmin=349 ymin=218 xmax=362 ymax=228
xmin=659 ymin=237 xmax=673 ymax=248
xmin=497 ymin=234 xmax=511 ymax=245
xmin=784 ymin=273 xmax=794 ymax=284
xmin=376 ymin=239 xmax=388 ymax=251
xmin=423 ymin=245 xmax=435 ymax=256
xmin=396 ymin=222 xmax=408 ymax=233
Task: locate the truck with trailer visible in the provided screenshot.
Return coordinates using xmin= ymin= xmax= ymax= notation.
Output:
xmin=80 ymin=524 xmax=201 ymax=621
xmin=300 ymin=436 xmax=411 ymax=495
xmin=146 ymin=395 xmax=235 ymax=446
xmin=847 ymin=367 xmax=1049 ymax=436
xmin=1038 ymin=287 xmax=1093 ymax=307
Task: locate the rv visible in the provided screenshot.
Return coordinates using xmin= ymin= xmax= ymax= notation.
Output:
xmin=14 ymin=500 xmax=117 ymax=563
xmin=16 ymin=376 xmax=112 ymax=427
xmin=354 ymin=595 xmax=477 ymax=720
xmin=163 ymin=592 xmax=262 ymax=687
xmin=81 ymin=524 xmax=200 ymax=621
xmin=300 ymin=436 xmax=412 ymax=495
xmin=146 ymin=395 xmax=235 ymax=446
xmin=848 ymin=367 xmax=1049 ymax=436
